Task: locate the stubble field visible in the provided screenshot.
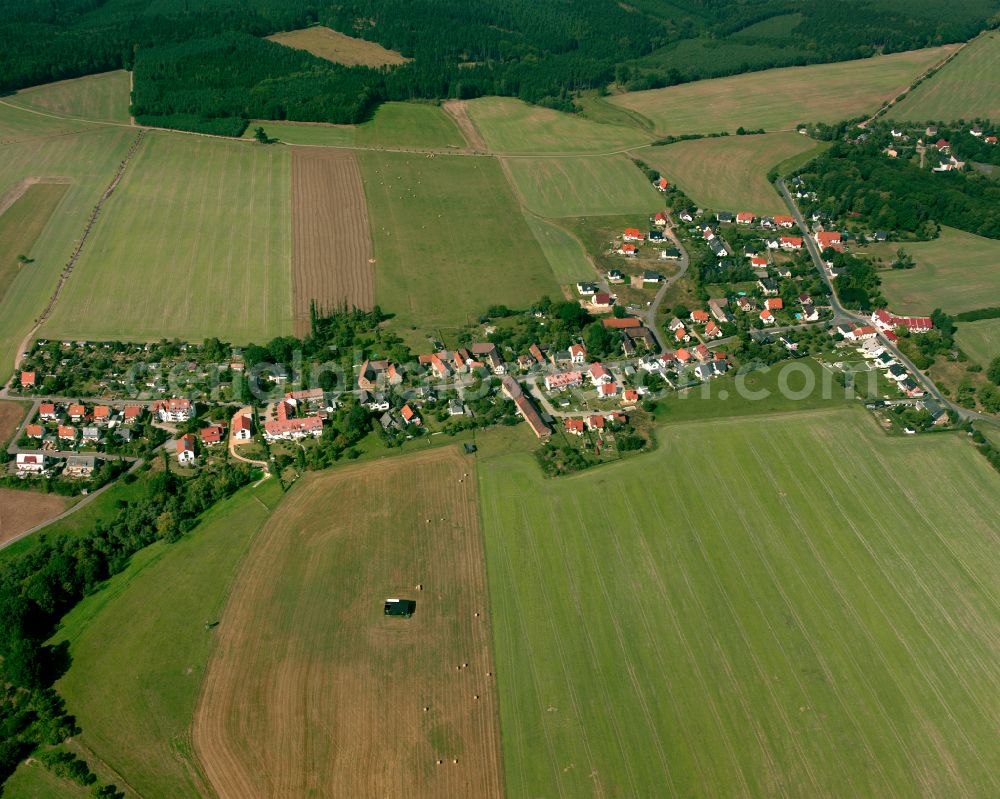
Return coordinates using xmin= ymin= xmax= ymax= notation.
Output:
xmin=43 ymin=131 xmax=293 ymax=344
xmin=479 ymin=408 xmax=1000 ymax=798
xmin=642 ymin=132 xmax=830 ymax=214
xmin=610 ymin=46 xmax=955 ymax=136
xmin=359 ymin=151 xmax=558 ymax=328
xmin=889 ymin=33 xmax=1000 ymax=122
xmin=193 ymin=447 xmax=504 ymax=799
xmin=267 ymin=26 xmax=409 ymax=67
xmin=291 ymin=147 xmax=373 ymax=333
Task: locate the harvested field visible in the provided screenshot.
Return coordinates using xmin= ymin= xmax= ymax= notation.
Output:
xmin=268 ymin=26 xmax=409 ymax=67
xmin=7 ymin=70 xmax=131 ymax=124
xmin=611 ymin=46 xmax=955 ymax=136
xmin=442 ymin=100 xmax=488 ymax=151
xmin=194 ymin=447 xmax=503 ymax=799
xmin=291 ymin=147 xmax=373 ymax=333
xmin=0 ymin=400 xmax=28 ymax=445
xmin=0 ymin=488 xmax=68 ymax=547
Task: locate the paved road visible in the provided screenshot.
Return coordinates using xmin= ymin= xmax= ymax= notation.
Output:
xmin=641 ymin=215 xmax=690 ymax=352
xmin=777 ymin=178 xmax=1000 ymax=427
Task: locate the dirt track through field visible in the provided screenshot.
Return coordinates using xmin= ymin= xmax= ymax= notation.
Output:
xmin=193 ymin=447 xmax=504 ymax=798
xmin=442 ymin=101 xmax=488 ymax=152
xmin=291 ymin=147 xmax=373 ymax=334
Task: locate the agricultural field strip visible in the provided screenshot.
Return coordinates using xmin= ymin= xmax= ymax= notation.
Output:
xmin=482 ymin=412 xmax=1000 ymax=796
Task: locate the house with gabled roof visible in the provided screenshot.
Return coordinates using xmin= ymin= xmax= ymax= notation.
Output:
xmin=17 ymin=453 xmax=48 ymax=474
xmin=736 ymin=212 xmax=755 ymax=225
xmin=177 ymin=433 xmax=196 ymax=465
xmin=39 ymin=403 xmax=58 ymax=420
xmin=20 ymin=371 xmax=35 ymax=388
xmin=623 ymin=227 xmax=644 ymax=242
xmin=597 ymin=382 xmax=619 ymax=398
xmin=565 ymin=418 xmax=585 ymax=436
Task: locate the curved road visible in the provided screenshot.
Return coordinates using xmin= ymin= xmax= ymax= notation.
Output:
xmin=776 ymin=178 xmax=1000 ymax=427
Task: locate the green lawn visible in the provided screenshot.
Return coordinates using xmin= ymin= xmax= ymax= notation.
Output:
xmin=610 ymin=46 xmax=954 ymax=136
xmin=244 ymin=102 xmax=464 ymax=149
xmin=642 ymin=133 xmax=828 ymax=215
xmin=464 ymin=97 xmax=651 ymax=154
xmin=3 ymin=759 xmax=94 ymax=798
xmin=7 ymin=70 xmax=132 ymax=124
xmin=503 ymin=154 xmax=661 ymax=217
xmin=522 ymin=213 xmax=596 ymax=284
xmin=890 ymin=32 xmax=1000 ymax=122
xmin=0 ymin=125 xmax=136 ymax=382
xmin=868 ymin=227 xmax=1000 ymax=315
xmin=44 ymin=131 xmax=293 ymax=344
xmin=52 ymin=479 xmax=283 ymax=799
xmin=956 ymin=318 xmax=1000 ymax=366
xmin=479 ymin=408 xmax=1000 ymax=798
xmin=359 ymin=151 xmax=559 ymax=326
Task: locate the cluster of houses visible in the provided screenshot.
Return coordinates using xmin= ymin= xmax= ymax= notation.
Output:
xmin=886 ymin=124 xmax=996 ymax=172
xmin=25 ymin=400 xmax=149 ymax=450
xmin=262 ymin=388 xmax=327 ymax=442
xmin=15 ymin=451 xmax=105 ymax=479
xmin=614 ymin=214 xmax=682 ymax=263
xmin=849 ymin=334 xmax=927 ymax=399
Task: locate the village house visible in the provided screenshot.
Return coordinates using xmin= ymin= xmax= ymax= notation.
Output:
xmin=765 ymin=298 xmax=783 ymax=311
xmin=621 ymin=389 xmax=639 ymax=405
xmin=760 ymin=310 xmax=776 ymax=325
xmin=702 ymin=225 xmax=716 ymax=241
xmin=846 ymin=325 xmax=878 ymax=342
xmin=704 ymin=321 xmax=722 ymax=339
xmin=693 ymin=344 xmax=710 ymax=362
xmin=607 ymin=268 xmax=625 ymax=283
xmin=597 ymin=382 xmax=619 ymax=399
xmin=815 ymin=231 xmax=842 ymax=249
xmin=232 ymin=413 xmax=253 ymax=440
xmin=654 ymin=177 xmax=669 ymax=192
xmin=153 ymin=397 xmax=193 ymax=422
xmin=82 ymin=426 xmax=100 ymax=443
xmin=757 ymin=278 xmax=779 ymax=296
xmin=695 ymin=363 xmax=714 ymax=381
xmin=736 ymin=296 xmax=755 ymax=313
xmin=565 ymin=418 xmax=585 ymax=436
xmin=648 ymin=229 xmax=664 ymax=242
xmin=675 ymin=348 xmax=692 ymax=365
xmin=679 ymin=209 xmax=694 ymax=222
xmin=68 ymin=403 xmax=85 ymax=422
xmin=591 ymin=292 xmax=615 ymax=311
xmin=39 ymin=403 xmax=58 ymax=421
xmin=16 ymin=453 xmax=48 ymax=475
xmin=200 ymin=424 xmax=225 ymax=445
xmin=576 ymin=282 xmax=598 ymax=295
xmin=872 ymin=309 xmax=932 ymax=334
xmin=65 ymin=455 xmax=97 ymax=478
xmin=653 ymin=211 xmax=668 ymax=226
xmin=773 ymin=215 xmax=795 ymax=228
xmin=400 ymin=404 xmax=421 ymax=426
xmin=123 ymin=404 xmax=143 ymax=423
xmin=618 ymin=243 xmax=637 ymax=257
xmin=736 ymin=212 xmax=755 ymax=225
xmin=26 ymin=424 xmax=44 ymax=438
xmin=569 ymin=344 xmax=587 ymax=364
xmin=780 ymin=236 xmax=803 ymax=251
xmin=176 ymin=434 xmax=196 ymax=465
xmin=588 ymin=363 xmax=613 ymax=386
xmin=674 ymin=326 xmax=690 ymax=343
xmin=93 ymin=405 xmax=113 ymax=425
xmin=709 ymin=238 xmax=729 ymax=257
xmin=586 ymin=415 xmax=605 ymax=432
xmin=501 ymin=376 xmax=550 ymax=439
xmin=716 ymin=211 xmax=733 ymax=223
xmin=58 ymin=425 xmax=77 ymax=442
xmin=20 ymin=371 xmax=36 ymax=388
xmin=623 ymin=227 xmax=644 ymax=242
xmin=801 ymin=303 xmax=819 ymax=322
xmin=263 ymin=415 xmax=323 ymax=441
xmin=690 ymin=309 xmax=710 ymax=325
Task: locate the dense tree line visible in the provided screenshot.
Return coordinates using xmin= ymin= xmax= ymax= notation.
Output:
xmin=3 ymin=1 xmax=998 ymax=135
xmin=801 ymin=141 xmax=1000 ymax=238
xmin=0 ymin=461 xmax=255 ymax=789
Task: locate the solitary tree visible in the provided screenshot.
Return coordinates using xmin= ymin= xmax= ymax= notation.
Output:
xmin=253 ymin=126 xmax=270 ymax=144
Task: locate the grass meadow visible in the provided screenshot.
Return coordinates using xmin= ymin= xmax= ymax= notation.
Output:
xmin=0 ymin=182 xmax=69 ymax=300
xmin=479 ymin=408 xmax=1000 ymax=798
xmin=610 ymin=46 xmax=955 ymax=136
xmin=890 ymin=32 xmax=1000 ymax=122
xmin=44 ymin=131 xmax=294 ymax=344
xmin=0 ymin=97 xmax=102 ymax=142
xmin=522 ymin=214 xmax=596 ymax=284
xmin=267 ymin=26 xmax=409 ymax=67
xmin=6 ymin=70 xmax=132 ymax=124
xmin=359 ymin=151 xmax=559 ymax=327
xmin=503 ymin=154 xmax=660 ymax=218
xmin=956 ymin=318 xmax=1000 ymax=366
xmin=0 ymin=118 xmax=136 ymax=381
xmin=868 ymin=227 xmax=1000 ymax=315
xmin=642 ymin=132 xmax=828 ymax=214
xmin=52 ymin=479 xmax=283 ymax=799
xmin=244 ymin=102 xmax=465 ymax=149
xmin=464 ymin=97 xmax=651 ymax=154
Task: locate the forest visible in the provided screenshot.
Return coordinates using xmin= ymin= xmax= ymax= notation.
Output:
xmin=2 ymin=0 xmax=999 ymax=133
xmin=801 ymin=141 xmax=1000 ymax=239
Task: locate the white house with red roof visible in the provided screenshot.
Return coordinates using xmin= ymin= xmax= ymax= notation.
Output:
xmin=736 ymin=212 xmax=755 ymax=225
xmin=153 ymin=397 xmax=193 ymax=422
xmin=16 ymin=453 xmax=48 ymax=474
xmin=814 ymin=231 xmax=841 ymax=249
xmin=588 ymin=363 xmax=612 ymax=386
xmin=263 ymin=416 xmax=323 ymax=441
xmin=653 ymin=211 xmax=668 ymax=226
xmin=20 ymin=371 xmax=35 ymax=388
xmin=760 ymin=309 xmax=775 ymax=325
xmin=400 ymin=404 xmax=421 ymax=426
xmin=545 ymin=371 xmax=582 ymax=392
xmin=618 ymin=243 xmax=637 ymax=256
xmin=654 ymin=177 xmax=669 ymax=192
xmin=177 ymin=433 xmax=196 ymax=466
xmin=39 ymin=403 xmax=58 ymax=421
xmin=565 ymin=418 xmax=585 ymax=436
xmin=232 ymin=413 xmax=253 ymax=440
xmin=872 ymin=309 xmax=932 ymax=334
xmin=597 ymin=382 xmax=619 ymax=398
xmin=773 ymin=215 xmax=795 ymax=228
xmin=780 ymin=236 xmax=803 ymax=250
xmin=623 ymin=228 xmax=644 ymax=242
xmin=569 ymin=344 xmax=586 ymax=364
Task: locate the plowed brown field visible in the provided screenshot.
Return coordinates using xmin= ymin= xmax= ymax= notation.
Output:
xmin=291 ymin=147 xmax=373 ymax=334
xmin=0 ymin=488 xmax=68 ymax=547
xmin=193 ymin=447 xmax=504 ymax=798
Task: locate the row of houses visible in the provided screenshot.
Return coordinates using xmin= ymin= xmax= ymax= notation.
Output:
xmin=853 ymin=337 xmax=926 ymax=399
xmin=16 ymin=452 xmax=102 ymax=478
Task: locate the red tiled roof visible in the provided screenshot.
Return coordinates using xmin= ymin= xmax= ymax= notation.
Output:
xmin=20 ymin=371 xmax=35 ymax=386
xmin=124 ymin=404 xmax=142 ymax=419
xmin=58 ymin=425 xmax=76 ymax=438
xmin=816 ymin=231 xmax=841 ymax=248
xmin=26 ymin=424 xmax=43 ymax=437
xmin=624 ymin=227 xmax=642 ymax=238
xmin=765 ymin=298 xmax=783 ymax=310
xmin=565 ymin=419 xmax=585 ymax=434
xmin=264 ymin=416 xmax=323 ymax=435
xmin=200 ymin=425 xmax=224 ymax=444
xmin=691 ymin=310 xmax=709 ymax=323
xmin=177 ymin=433 xmax=196 ymax=452
xmin=233 ymin=413 xmax=251 ymax=432
xmin=39 ymin=403 xmax=56 ymax=415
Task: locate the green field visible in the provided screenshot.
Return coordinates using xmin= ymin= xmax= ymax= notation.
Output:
xmin=0 ymin=182 xmax=69 ymax=298
xmin=479 ymin=408 xmax=1000 ymax=798
xmin=869 ymin=227 xmax=1000 ymax=315
xmin=642 ymin=132 xmax=827 ymax=214
xmin=0 ymin=119 xmax=136 ymax=381
xmin=956 ymin=318 xmax=1000 ymax=365
xmin=890 ymin=33 xmax=1000 ymax=122
xmin=464 ymin=97 xmax=651 ymax=154
xmin=503 ymin=154 xmax=660 ymax=217
xmin=610 ymin=46 xmax=954 ymax=136
xmin=244 ymin=102 xmax=464 ymax=149
xmin=44 ymin=131 xmax=293 ymax=343
xmin=3 ymin=759 xmax=94 ymax=798
xmin=7 ymin=70 xmax=132 ymax=124
xmin=0 ymin=98 xmax=100 ymax=143
xmin=359 ymin=151 xmax=559 ymax=326
xmin=522 ymin=213 xmax=596 ymax=284
xmin=52 ymin=479 xmax=282 ymax=799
